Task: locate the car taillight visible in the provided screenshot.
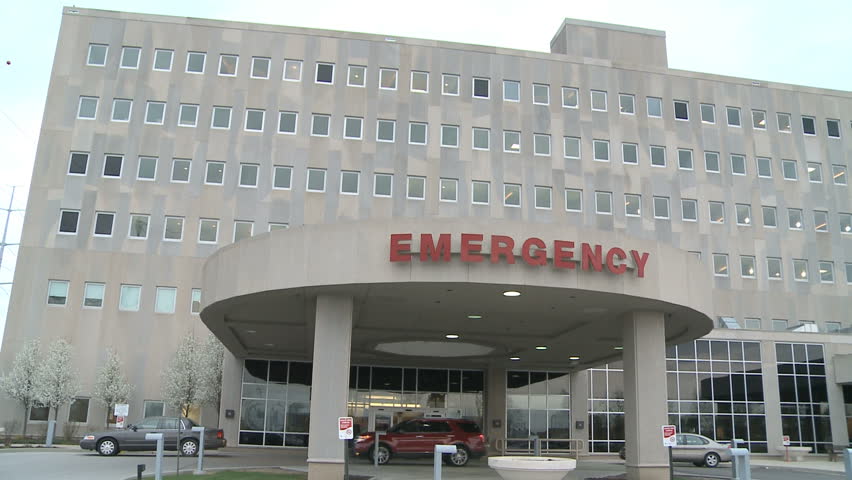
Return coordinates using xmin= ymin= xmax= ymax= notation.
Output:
xmin=478 ymin=434 xmax=485 ymax=441
xmin=216 ymin=430 xmax=224 ymax=439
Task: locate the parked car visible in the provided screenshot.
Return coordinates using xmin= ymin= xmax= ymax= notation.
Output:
xmin=80 ymin=416 xmax=226 ymax=456
xmin=619 ymin=433 xmax=732 ymax=467
xmin=353 ymin=418 xmax=486 ymax=466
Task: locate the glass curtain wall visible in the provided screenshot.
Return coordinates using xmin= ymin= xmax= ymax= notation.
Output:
xmin=776 ymin=343 xmax=831 ymax=452
xmin=239 ymin=360 xmax=312 ymax=446
xmin=588 ymin=363 xmax=624 ymax=453
xmin=506 ymin=371 xmax=571 ymax=450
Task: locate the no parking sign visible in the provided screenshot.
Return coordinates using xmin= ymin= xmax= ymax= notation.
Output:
xmin=338 ymin=417 xmax=354 ymax=440
xmin=662 ymin=425 xmax=677 ymax=447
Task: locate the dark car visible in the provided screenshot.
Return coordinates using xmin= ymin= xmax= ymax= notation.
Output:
xmin=80 ymin=416 xmax=226 ymax=456
xmin=619 ymin=433 xmax=732 ymax=467
xmin=353 ymin=418 xmax=486 ymax=467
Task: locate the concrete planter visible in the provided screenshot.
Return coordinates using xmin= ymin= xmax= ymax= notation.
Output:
xmin=487 ymin=456 xmax=577 ymax=480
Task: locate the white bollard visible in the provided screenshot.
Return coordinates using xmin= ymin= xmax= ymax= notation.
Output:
xmin=730 ymin=447 xmax=750 ymax=480
xmin=145 ymin=433 xmax=164 ymax=480
xmin=45 ymin=420 xmax=56 ymax=447
xmin=191 ymin=426 xmax=205 ymax=474
xmin=844 ymin=449 xmax=852 ymax=480
xmin=434 ymin=445 xmax=458 ymax=480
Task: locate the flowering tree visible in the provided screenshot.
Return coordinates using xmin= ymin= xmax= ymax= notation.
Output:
xmin=0 ymin=339 xmax=41 ymax=436
xmin=34 ymin=338 xmax=79 ymax=422
xmin=195 ymin=334 xmax=224 ymax=412
xmin=92 ymin=348 xmax=134 ymax=427
xmin=162 ymin=332 xmax=225 ymax=418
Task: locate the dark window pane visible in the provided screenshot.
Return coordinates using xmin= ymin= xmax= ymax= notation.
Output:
xmin=674 ymin=101 xmax=688 ymax=120
xmin=418 ymin=369 xmax=448 ymax=392
xmin=30 ymin=406 xmax=49 ymax=421
xmin=371 ymin=367 xmax=402 ymax=391
xmin=403 ymin=368 xmax=417 ymax=391
xmin=508 ymin=371 xmax=530 ymax=390
xmin=243 ymin=360 xmax=268 ymax=383
xmin=285 ymin=433 xmax=308 ymax=447
xmin=778 ymin=376 xmax=796 ymax=402
xmin=59 ymin=211 xmax=79 ymax=233
xmin=103 ymin=155 xmax=123 ymax=176
xmin=802 ymin=117 xmax=816 ymax=135
xmin=827 ymin=120 xmax=840 ymax=138
xmin=316 ymin=63 xmax=333 ymax=83
xmin=810 ymin=376 xmax=828 ymax=403
xmin=357 ymin=366 xmax=370 ymax=390
xmin=269 ymin=361 xmax=288 ymax=383
xmin=239 ymin=431 xmax=264 ymax=445
xmin=473 ymin=78 xmax=489 ymax=97
xmin=462 ymin=371 xmax=484 ymax=393
xmin=529 ymin=372 xmax=548 ymax=394
xmin=69 ymin=153 xmax=88 ymax=174
xmin=448 ymin=370 xmax=461 ymax=393
xmin=68 ymin=398 xmax=89 ymax=423
xmin=94 ymin=214 xmax=113 ymax=235
xmin=746 ymin=375 xmax=764 ymax=401
xmin=775 ymin=344 xmax=793 ymax=363
xmin=806 ymin=344 xmax=824 ymax=364
xmin=289 ymin=362 xmax=312 ymax=386
xmin=264 ymin=432 xmax=284 ymax=446
xmin=678 ymin=342 xmax=696 ymax=359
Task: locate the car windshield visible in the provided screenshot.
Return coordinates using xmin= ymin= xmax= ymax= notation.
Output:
xmin=457 ymin=422 xmax=481 ymax=433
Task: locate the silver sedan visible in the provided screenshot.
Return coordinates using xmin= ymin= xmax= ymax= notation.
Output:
xmin=620 ymin=433 xmax=732 ymax=467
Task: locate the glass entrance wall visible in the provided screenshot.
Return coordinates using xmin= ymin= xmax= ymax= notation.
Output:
xmin=506 ymin=371 xmax=571 ymax=450
xmin=776 ymin=343 xmax=831 ymax=452
xmin=239 ymin=359 xmax=312 ymax=446
xmin=588 ymin=363 xmax=624 ymax=453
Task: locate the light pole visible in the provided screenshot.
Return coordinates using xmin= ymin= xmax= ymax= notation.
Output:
xmin=0 ymin=186 xmax=24 ymax=290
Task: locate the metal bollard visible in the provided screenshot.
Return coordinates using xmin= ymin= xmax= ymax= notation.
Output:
xmin=530 ymin=435 xmax=541 ymax=456
xmin=191 ymin=426 xmax=205 ymax=474
xmin=45 ymin=420 xmax=56 ymax=447
xmin=136 ymin=464 xmax=146 ymax=480
xmin=845 ymin=449 xmax=852 ymax=480
xmin=434 ymin=445 xmax=457 ymax=480
xmin=145 ymin=433 xmax=164 ymax=480
xmin=730 ymin=447 xmax=751 ymax=480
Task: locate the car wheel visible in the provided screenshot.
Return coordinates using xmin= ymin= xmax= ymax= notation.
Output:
xmin=445 ymin=445 xmax=470 ymax=467
xmin=180 ymin=438 xmax=199 ymax=457
xmin=96 ymin=438 xmax=119 ymax=456
xmin=704 ymin=452 xmax=720 ymax=467
xmin=371 ymin=444 xmax=391 ymax=465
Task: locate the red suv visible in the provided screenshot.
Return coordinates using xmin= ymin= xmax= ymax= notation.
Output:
xmin=353 ymin=418 xmax=486 ymax=466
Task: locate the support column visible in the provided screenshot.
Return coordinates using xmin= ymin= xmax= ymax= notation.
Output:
xmin=218 ymin=349 xmax=242 ymax=446
xmin=760 ymin=341 xmax=783 ymax=452
xmin=485 ymin=365 xmax=507 ymax=454
xmin=307 ymin=295 xmax=354 ymax=480
xmin=622 ymin=311 xmax=668 ymax=480
xmin=824 ymin=345 xmax=850 ymax=448
xmin=569 ymin=370 xmax=590 ymax=455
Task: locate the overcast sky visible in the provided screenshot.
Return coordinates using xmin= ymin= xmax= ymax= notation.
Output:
xmin=0 ymin=0 xmax=849 ymax=341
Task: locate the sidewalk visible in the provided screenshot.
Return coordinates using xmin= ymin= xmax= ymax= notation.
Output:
xmin=750 ymin=455 xmax=847 ymax=474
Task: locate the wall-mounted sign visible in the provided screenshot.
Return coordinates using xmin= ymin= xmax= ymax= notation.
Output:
xmin=389 ymin=233 xmax=650 ymax=278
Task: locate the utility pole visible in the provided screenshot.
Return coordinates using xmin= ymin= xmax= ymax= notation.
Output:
xmin=0 ymin=186 xmax=24 ymax=291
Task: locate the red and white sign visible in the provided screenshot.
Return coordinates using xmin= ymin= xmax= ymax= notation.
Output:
xmin=114 ymin=404 xmax=129 ymax=428
xmin=116 ymin=416 xmax=126 ymax=428
xmin=662 ymin=425 xmax=677 ymax=447
xmin=782 ymin=435 xmax=791 ymax=446
xmin=338 ymin=417 xmax=354 ymax=440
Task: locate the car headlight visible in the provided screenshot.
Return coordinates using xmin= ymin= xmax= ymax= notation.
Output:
xmin=83 ymin=435 xmax=95 ymax=440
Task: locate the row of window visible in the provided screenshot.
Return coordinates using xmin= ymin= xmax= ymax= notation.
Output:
xmin=28 ymin=398 xmax=167 ymax=424
xmin=704 ymin=254 xmax=850 ymax=284
xmin=717 ymin=317 xmax=844 ymax=333
xmin=84 ymin=44 xmax=845 ymax=138
xmin=46 ymin=279 xmax=201 ymax=314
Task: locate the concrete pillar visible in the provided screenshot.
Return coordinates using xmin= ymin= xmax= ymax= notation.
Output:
xmin=824 ymin=345 xmax=849 ymax=448
xmin=218 ymin=349 xmax=242 ymax=447
xmin=570 ymin=369 xmax=590 ymax=455
xmin=307 ymin=295 xmax=353 ymax=480
xmin=485 ymin=364 xmax=507 ymax=454
xmin=622 ymin=311 xmax=668 ymax=480
xmin=760 ymin=341 xmax=783 ymax=451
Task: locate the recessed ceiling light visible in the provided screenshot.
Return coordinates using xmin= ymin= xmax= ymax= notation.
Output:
xmin=535 ymin=346 xmax=548 ymax=350
xmin=264 ymin=343 xmax=274 ymax=347
xmin=467 ymin=314 xmax=482 ymax=319
xmin=246 ymin=330 xmax=257 ymax=334
xmin=503 ymin=291 xmax=521 ymax=297
xmin=614 ymin=346 xmax=624 ymax=351
xmin=509 ymin=356 xmax=521 ymax=361
xmin=445 ymin=334 xmax=459 ymax=339
xmin=568 ymin=355 xmax=580 ymax=361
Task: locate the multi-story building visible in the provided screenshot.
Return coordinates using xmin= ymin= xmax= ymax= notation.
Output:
xmin=0 ymin=7 xmax=850 ymax=480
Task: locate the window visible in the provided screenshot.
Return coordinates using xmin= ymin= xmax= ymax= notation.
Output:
xmin=673 ymin=100 xmax=689 ymax=120
xmin=186 ymin=52 xmax=206 ymax=74
xmin=205 ymin=161 xmax=225 ymax=185
xmin=503 ymin=184 xmax=521 ymax=207
xmin=410 ymin=71 xmax=428 ymax=92
xmin=87 ymin=44 xmax=108 ymax=66
xmin=171 ymin=159 xmax=191 ymax=183
xmin=646 ymin=97 xmax=662 ymax=117
xmin=709 ymin=201 xmax=725 ymax=223
xmin=198 ymin=218 xmax=219 ymax=243
xmin=233 ymin=221 xmax=254 ymax=242
xmin=833 ymin=165 xmax=847 ymax=185
xmin=344 ymin=116 xmax=363 ymax=139
xmin=119 ymin=285 xmax=142 ymax=311
xmin=534 ymin=186 xmax=552 ymax=209
xmin=379 ymin=68 xmax=398 ymax=90
xmin=78 ymin=96 xmax=98 ymax=119
xmin=730 ymin=154 xmax=746 ymax=175
xmin=782 ymin=160 xmax=798 ymax=180
xmin=503 ymin=80 xmax=520 ymax=101
xmin=164 ymin=217 xmax=184 ymax=241
xmin=595 ymin=191 xmax=612 ymax=215
xmin=409 ymin=122 xmax=427 ymax=144
xmin=340 ymin=170 xmax=361 ymax=195
xmin=624 ymin=194 xmax=641 ymax=217
xmin=268 ymin=223 xmax=288 ymax=232
xmin=377 ymin=119 xmax=395 ymax=142
xmin=704 ymin=151 xmax=720 ymax=173
xmin=562 ymin=87 xmax=579 ymax=108
xmin=819 ymin=261 xmax=834 ymax=283
xmin=374 ymin=173 xmax=392 ymax=197
xmin=68 ymin=398 xmax=89 ymax=423
xmin=565 ymin=189 xmax=582 ymax=211
xmin=94 ymin=212 xmax=115 ymax=236
xmin=677 ymin=149 xmax=693 ymax=170
xmin=211 ymin=106 xmax=232 ymax=129
xmin=239 ymin=164 xmax=259 ymax=187
xmin=218 ymin=54 xmax=238 ymax=76
xmin=741 ymin=256 xmax=756 ymax=278
xmin=472 ymin=181 xmax=489 ymax=204
xmin=47 ymin=280 xmax=69 ymax=305
xmin=752 ymin=110 xmax=767 ymax=129
xmin=406 ymin=176 xmax=425 ymax=200
xmin=245 ymin=109 xmax=265 ymax=132
xmin=681 ymin=199 xmax=697 ymax=221
xmin=283 ymin=59 xmax=302 ymax=81
xmin=278 ymin=111 xmax=297 ymax=134
xmin=129 ymin=214 xmax=149 ymax=239
xmin=103 ymin=155 xmax=123 ymax=178
xmin=719 ymin=317 xmax=740 ymax=329
xmin=713 ymin=254 xmax=729 ymax=276
xmin=621 ymin=143 xmax=638 ymax=165
xmin=813 ymin=210 xmax=828 ymax=232
xmin=564 ymin=137 xmax=580 ymax=159
xmin=440 ymin=125 xmax=459 ymax=147
xmin=650 ymin=145 xmax=666 ymax=167
xmin=826 ymin=322 xmax=842 ymax=333
xmin=191 ymin=289 xmax=202 ymax=314
xmin=653 ymin=196 xmax=670 ymax=219
xmin=777 ymin=112 xmax=792 ymax=132
xmin=311 ymin=114 xmax=330 ymax=136
xmin=145 ymin=101 xmax=166 ymax=125
xmin=68 ymin=152 xmax=89 ymax=175
xmin=593 ymin=140 xmax=609 ymax=162
xmin=700 ymin=103 xmax=715 ymax=123
xmin=251 ymin=57 xmax=270 ymax=79
xmin=442 ymin=74 xmax=460 ymax=95
xmin=726 ymin=106 xmax=741 ymax=127
xmin=472 ymin=77 xmax=489 ymax=98
xmin=440 ymin=178 xmax=458 ymax=202
xmin=762 ymin=206 xmax=777 ymax=228
xmin=801 ymin=116 xmax=816 ymax=135
xmin=315 ymin=62 xmax=334 ymax=84
xmin=83 ymin=282 xmax=105 ymax=308
xmin=807 ymin=162 xmax=822 ymax=183
xmin=347 ymin=65 xmax=366 ymax=87
xmin=120 ymin=46 xmax=141 ymax=69
xmin=273 ymin=166 xmax=292 ymax=189
xmin=58 ymin=209 xmax=80 ymax=234
xmin=756 ymin=157 xmax=772 ymax=178
xmin=306 ymin=168 xmax=326 ymax=192
xmin=826 ymin=119 xmax=841 ymax=138
xmin=503 ymin=131 xmax=521 ymax=153
xmin=618 ymin=94 xmax=634 ymax=114
xmin=841 ymin=213 xmax=852 ymax=234
xmin=30 ymin=406 xmax=48 ymax=421
xmin=143 ymin=400 xmax=165 ymax=418
xmin=533 ymin=84 xmax=549 ymax=105
xmin=534 ymin=134 xmax=551 ymax=156
xmin=771 ymin=319 xmax=788 ymax=331
xmin=178 ymin=104 xmax=198 ymax=127
xmin=111 ymin=98 xmax=132 ymax=122
xmin=744 ymin=318 xmax=762 ymax=330
xmin=793 ymin=259 xmax=808 ymax=281
xmin=155 ymin=287 xmax=177 ymax=314
xmin=735 ymin=204 xmax=752 ymax=225
xmin=788 ymin=208 xmax=803 ymax=230
xmin=590 ymin=90 xmax=607 ymax=111
xmin=472 ymin=128 xmax=490 ymax=150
